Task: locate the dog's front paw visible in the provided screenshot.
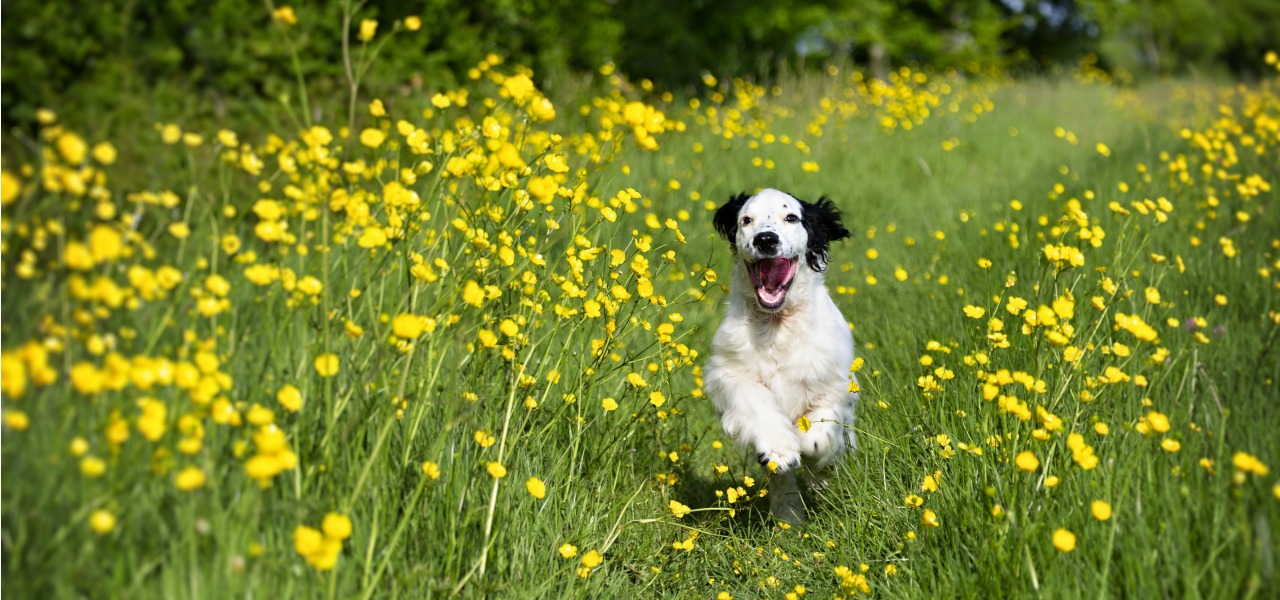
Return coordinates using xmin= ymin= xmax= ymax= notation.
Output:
xmin=757 ymin=448 xmax=802 ymax=474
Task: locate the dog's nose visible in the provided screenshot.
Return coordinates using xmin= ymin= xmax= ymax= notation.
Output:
xmin=753 ymin=231 xmax=780 ymax=254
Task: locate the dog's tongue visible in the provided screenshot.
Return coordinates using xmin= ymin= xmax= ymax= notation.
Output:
xmin=753 ymin=258 xmax=796 ymax=307
xmin=757 ymin=258 xmax=792 ymax=290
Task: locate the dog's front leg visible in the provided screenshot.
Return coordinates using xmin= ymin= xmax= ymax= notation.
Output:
xmin=707 ymin=375 xmax=803 ymax=473
xmin=800 ymin=401 xmax=857 ymax=471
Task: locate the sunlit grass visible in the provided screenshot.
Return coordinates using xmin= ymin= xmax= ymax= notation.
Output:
xmin=2 ymin=6 xmax=1278 ymax=597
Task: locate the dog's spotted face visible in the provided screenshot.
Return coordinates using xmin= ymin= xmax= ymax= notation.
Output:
xmin=715 ymin=189 xmax=851 ymax=312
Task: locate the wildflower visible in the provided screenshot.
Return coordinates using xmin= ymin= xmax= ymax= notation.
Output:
xmin=322 ymin=513 xmax=353 ymax=540
xmin=558 ymin=543 xmax=578 ymax=559
xmin=487 ymin=462 xmax=507 ymax=478
xmin=358 ymin=19 xmax=377 ymax=42
xmin=175 ymin=466 xmax=206 ymax=491
xmin=359 ymin=128 xmax=386 ymax=148
xmin=601 ymin=397 xmax=618 ymax=411
xmin=5 ymin=410 xmax=29 ymax=431
xmin=1052 ymin=528 xmax=1076 ymax=552
xmin=1015 ymin=451 xmax=1040 ymax=472
xmin=626 ymin=372 xmax=648 ymax=388
xmin=922 ymin=509 xmax=939 ymax=527
xmin=81 ymin=456 xmax=107 ymax=477
xmin=272 ymin=6 xmax=297 ymax=25
xmin=503 ymin=74 xmax=536 ymax=104
xmin=1231 ymin=452 xmax=1269 ymax=476
xmin=89 ymin=509 xmax=116 ymax=534
xmin=669 ymin=499 xmax=692 ymax=518
xmin=1146 ymin=411 xmax=1171 ymax=433
xmin=1092 ymin=500 xmax=1112 ymax=521
xmin=526 ymin=477 xmax=546 ymax=499
xmin=314 ymin=354 xmax=340 ymax=377
xmin=392 ymin=314 xmax=427 ymax=339
xmin=404 ymin=15 xmax=422 ymax=31
xmin=421 ymin=461 xmax=440 ymax=479
xmin=277 ymin=384 xmax=304 ymax=412
xmin=462 ymin=281 xmax=485 ymax=307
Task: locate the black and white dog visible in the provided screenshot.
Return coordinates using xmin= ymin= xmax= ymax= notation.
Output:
xmin=703 ymin=188 xmax=858 ymax=524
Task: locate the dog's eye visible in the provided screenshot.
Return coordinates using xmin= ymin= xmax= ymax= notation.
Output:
xmin=741 ymin=216 xmax=752 ymax=226
xmin=785 ymin=214 xmax=800 ymax=223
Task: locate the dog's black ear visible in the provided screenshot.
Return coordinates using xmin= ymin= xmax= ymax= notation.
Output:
xmin=713 ymin=193 xmax=751 ymax=251
xmin=801 ymin=196 xmax=851 ymax=271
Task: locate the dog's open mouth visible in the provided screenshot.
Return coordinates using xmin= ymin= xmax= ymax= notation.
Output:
xmin=747 ymin=257 xmax=799 ymax=310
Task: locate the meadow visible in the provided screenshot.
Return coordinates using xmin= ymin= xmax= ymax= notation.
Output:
xmin=2 ymin=14 xmax=1278 ymax=598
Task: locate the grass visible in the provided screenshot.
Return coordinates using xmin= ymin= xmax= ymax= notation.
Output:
xmin=2 ymin=23 xmax=1278 ymax=598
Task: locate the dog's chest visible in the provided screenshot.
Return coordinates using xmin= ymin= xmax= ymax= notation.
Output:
xmin=740 ymin=313 xmax=846 ymax=410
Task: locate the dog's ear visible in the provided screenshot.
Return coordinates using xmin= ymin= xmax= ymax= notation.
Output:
xmin=713 ymin=193 xmax=751 ymax=251
xmin=801 ymin=196 xmax=851 ymax=272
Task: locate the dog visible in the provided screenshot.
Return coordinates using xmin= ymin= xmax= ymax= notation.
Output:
xmin=702 ymin=188 xmax=858 ymax=524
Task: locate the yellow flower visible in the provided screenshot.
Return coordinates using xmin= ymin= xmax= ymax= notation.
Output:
xmin=1144 ymin=286 xmax=1162 ymax=305
xmin=1 ymin=170 xmax=21 ymax=205
xmin=526 ymin=477 xmax=547 ymax=499
xmin=1052 ymin=528 xmax=1076 ymax=552
xmin=963 ymin=305 xmax=986 ymax=319
xmin=498 ymin=319 xmax=519 ymax=337
xmin=57 ymin=132 xmax=88 ymax=164
xmin=404 ymin=15 xmax=422 ymax=31
xmin=503 ymin=73 xmax=535 ymax=104
xmin=558 ymin=543 xmax=578 ymax=559
xmin=601 ymin=397 xmax=618 ymax=411
xmin=1160 ymin=438 xmax=1181 ymax=453
xmin=92 ymin=142 xmax=117 ymax=165
xmin=358 ymin=19 xmax=378 ymax=42
xmin=277 ymin=384 xmax=304 ymax=412
xmin=462 ymin=281 xmax=485 ymax=308
xmin=1091 ymin=500 xmax=1112 ymax=521
xmin=359 ymin=128 xmax=386 ymax=148
xmin=1144 ymin=411 xmax=1170 ymax=433
xmin=5 ymin=410 xmax=30 ymax=431
xmin=81 ymin=456 xmax=107 ymax=477
xmin=922 ymin=509 xmax=939 ymax=527
xmin=314 ymin=353 xmax=340 ymax=377
xmin=272 ymin=6 xmax=297 ymax=25
xmin=580 ymin=549 xmax=602 ymax=569
xmin=797 ymin=415 xmax=812 ymax=432
xmin=669 ymin=499 xmax=692 ymax=518
xmin=392 ymin=314 xmax=427 ymax=339
xmin=322 ymin=513 xmax=353 ymax=540
xmin=649 ymin=391 xmax=666 ymax=407
xmin=89 ymin=509 xmax=116 ymax=534
xmin=1015 ymin=451 xmax=1039 ymax=472
xmin=175 ymin=466 xmax=206 ymax=491
xmin=487 ymin=462 xmax=507 ymax=478
xmin=294 ymin=525 xmax=323 ymax=557
xmin=422 ymin=461 xmax=441 ymax=479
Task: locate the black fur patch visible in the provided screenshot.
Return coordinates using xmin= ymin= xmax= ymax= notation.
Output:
xmin=713 ymin=192 xmax=751 ymax=253
xmin=800 ymin=196 xmax=850 ymax=272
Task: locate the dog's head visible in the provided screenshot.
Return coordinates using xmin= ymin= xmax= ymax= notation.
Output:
xmin=714 ymin=189 xmax=851 ymax=313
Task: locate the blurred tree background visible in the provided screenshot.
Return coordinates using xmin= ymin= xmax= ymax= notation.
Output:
xmin=3 ymin=0 xmax=1279 ymax=129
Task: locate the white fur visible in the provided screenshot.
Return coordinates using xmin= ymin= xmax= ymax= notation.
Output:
xmin=703 ymin=189 xmax=858 ymax=524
